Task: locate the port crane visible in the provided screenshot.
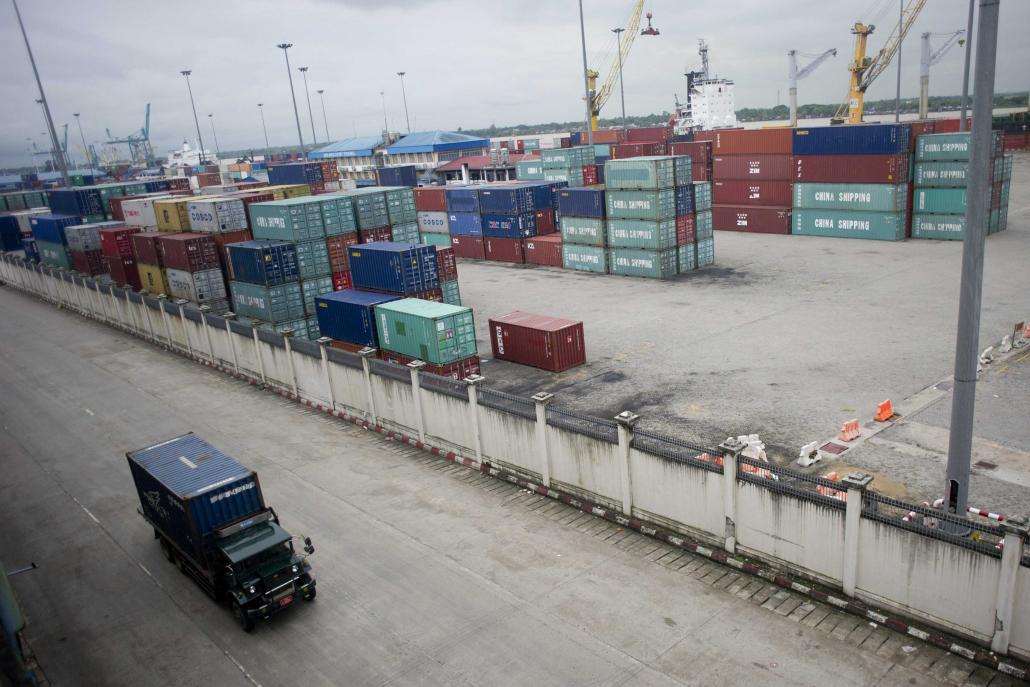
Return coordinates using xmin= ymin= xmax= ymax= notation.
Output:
xmin=788 ymin=48 xmax=837 ymax=126
xmin=585 ymin=1 xmax=658 ymax=131
xmin=33 ymin=123 xmax=69 ymax=169
xmin=919 ymin=30 xmax=965 ymax=119
xmin=105 ymin=103 xmax=155 ymax=166
xmin=832 ymin=0 xmax=927 ymax=124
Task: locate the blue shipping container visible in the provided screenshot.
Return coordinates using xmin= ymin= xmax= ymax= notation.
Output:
xmin=126 ymin=433 xmax=266 ymax=567
xmin=145 ymin=180 xmax=170 ymax=193
xmin=481 ymin=213 xmax=537 ymax=239
xmin=376 ymin=166 xmax=417 ymax=187
xmin=556 ymin=187 xmax=606 ymax=218
xmin=225 ymin=239 xmax=300 ymax=286
xmin=29 ymin=213 xmax=80 ymax=245
xmin=445 ymin=186 xmax=481 ymax=213
xmin=22 ymin=237 xmax=39 ymax=262
xmin=447 ymin=212 xmax=483 ymax=237
xmin=268 ymin=162 xmax=323 ymax=187
xmin=478 ymin=184 xmax=535 ymax=214
xmin=0 ymin=216 xmax=20 ymax=251
xmin=792 ymin=124 xmax=911 ymax=156
xmin=348 ymin=241 xmax=439 ymax=294
xmin=47 ymin=188 xmax=103 ymax=217
xmin=519 ymin=180 xmax=566 ymax=210
xmin=675 ymin=185 xmax=695 ymax=216
xmin=314 ymin=289 xmax=400 ymax=346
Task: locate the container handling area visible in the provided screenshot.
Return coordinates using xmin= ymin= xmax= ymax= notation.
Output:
xmin=2 ymin=1 xmax=1030 ymax=686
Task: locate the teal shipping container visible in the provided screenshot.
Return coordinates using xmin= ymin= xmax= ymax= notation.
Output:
xmin=606 ymin=218 xmax=677 ymax=250
xmin=385 ymin=187 xmax=417 ymax=224
xmin=562 ymin=244 xmax=608 ymax=273
xmin=300 ymin=275 xmax=335 ymax=314
xmin=231 ymin=280 xmax=306 ymax=322
xmin=911 ymin=214 xmax=965 ymax=240
xmin=915 ymin=132 xmax=1000 ymax=162
xmin=693 ymin=182 xmax=712 ymax=211
xmin=250 ymin=199 xmax=326 ymax=241
xmin=541 ymin=146 xmax=595 ymax=169
xmin=606 ymin=189 xmax=676 ymax=220
xmin=295 ymin=239 xmax=332 ymax=279
xmin=420 ymin=232 xmax=452 ymax=248
xmin=543 ymin=168 xmax=585 ymax=185
xmin=607 ymin=248 xmax=677 ymax=279
xmin=516 ymin=160 xmax=544 ymax=180
xmin=677 ymin=244 xmax=696 ymax=273
xmin=792 ymin=183 xmax=907 ymax=212
xmin=391 ymin=222 xmax=420 ymax=243
xmin=672 ymin=155 xmax=692 ymax=186
xmin=914 ymin=188 xmax=966 ymax=214
xmin=696 ymin=238 xmax=715 ymax=266
xmin=374 ymin=298 xmax=477 ymax=365
xmin=792 ymin=209 xmax=906 ymax=241
xmin=604 ymin=157 xmax=676 ymax=190
xmin=696 ymin=210 xmax=713 ymax=240
xmin=37 ymin=240 xmax=71 ymax=269
xmin=913 ymin=162 xmax=972 ymax=187
xmin=560 ymin=216 xmax=607 ymax=246
xmin=321 ymin=196 xmax=357 ymax=235
xmin=441 ymin=279 xmax=461 ymax=306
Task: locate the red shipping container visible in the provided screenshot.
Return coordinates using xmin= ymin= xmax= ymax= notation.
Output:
xmin=100 ymin=226 xmax=141 ymax=258
xmin=105 ymin=255 xmax=142 ymax=290
xmin=675 ymin=215 xmax=696 ymax=245
xmin=692 ymin=162 xmax=709 ymax=181
xmin=559 ymin=137 xmax=572 ymax=148
xmin=1003 ymin=132 xmax=1028 ymax=151
xmin=484 ymin=237 xmax=525 ymax=264
xmin=908 ymin=120 xmax=937 ymax=144
xmin=582 ymin=165 xmax=598 ymax=185
xmin=626 ymin=126 xmax=672 ymax=143
xmin=713 ymin=128 xmax=793 ymax=155
xmin=70 ymin=249 xmax=106 ymax=276
xmin=157 ymin=233 xmax=220 ymax=272
xmin=668 ymin=141 xmax=713 ymax=163
xmin=450 ymin=235 xmax=485 ymax=260
xmin=378 ymin=349 xmax=481 ymax=381
xmin=131 ymin=231 xmax=174 ymax=266
xmin=209 ymin=229 xmax=252 ymax=255
xmin=332 ymin=271 xmax=352 ymax=291
xmin=792 ymin=154 xmax=909 ymax=183
xmin=196 ymin=173 xmax=221 ymax=188
xmin=610 ymin=142 xmax=667 ymax=158
xmin=534 ymin=208 xmax=556 ymax=235
xmin=933 ymin=118 xmax=971 ymax=133
xmin=489 ymin=311 xmax=586 ymax=372
xmin=523 ymin=235 xmax=563 ymax=267
xmin=713 ymin=180 xmax=793 ymax=207
xmin=166 ymin=177 xmax=191 ymax=190
xmin=711 ymin=205 xmax=791 ymax=234
xmin=359 ymin=226 xmax=392 ymax=243
xmin=588 ymin=129 xmax=626 ymax=144
xmin=329 ymin=340 xmax=365 ymax=353
xmin=435 ymin=247 xmax=458 ymax=281
xmin=109 ymin=195 xmax=146 ymax=222
xmin=712 ymin=154 xmax=794 ymax=180
xmin=414 ymin=186 xmax=447 ymax=212
xmin=693 ymin=130 xmax=716 ymax=142
xmin=326 ymin=233 xmax=359 ymax=272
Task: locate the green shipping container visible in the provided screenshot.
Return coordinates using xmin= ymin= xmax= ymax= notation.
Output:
xmin=541 ymin=146 xmax=595 ymax=169
xmin=696 ymin=210 xmax=713 ymax=239
xmin=606 ymin=218 xmax=677 ymax=250
xmin=321 ymin=196 xmax=357 ymax=235
xmin=230 ymin=281 xmax=306 ymax=322
xmin=696 ymin=238 xmax=715 ymax=266
xmin=37 ymin=240 xmax=71 ymax=269
xmin=391 ymin=222 xmax=420 ymax=243
xmin=693 ymin=182 xmax=712 ymax=211
xmin=607 ymin=248 xmax=677 ymax=279
xmin=560 ymin=216 xmax=607 ymax=246
xmin=385 ymin=188 xmax=417 ymax=224
xmin=522 ymin=139 xmax=540 ymax=151
xmin=250 ymin=199 xmax=326 ymax=241
xmin=441 ymin=279 xmax=461 ymax=306
xmin=300 ymin=276 xmax=334 ymax=314
xmin=913 ymin=162 xmax=971 ymax=187
xmin=516 ymin=160 xmax=544 ymax=180
xmin=420 ymin=232 xmax=451 ymax=248
xmin=672 ymin=156 xmax=692 ymax=186
xmin=913 ymin=188 xmax=966 ymax=215
xmin=792 ymin=183 xmax=907 ymax=212
xmin=562 ymin=244 xmax=608 ymax=273
xmin=604 ymin=156 xmax=676 ymax=190
xmin=374 ymin=299 xmax=477 ymax=365
xmin=593 ymin=144 xmax=611 ymax=158
xmin=295 ymin=239 xmax=332 ymax=279
xmin=543 ymin=168 xmax=585 ymax=185
xmin=792 ymin=209 xmax=906 ymax=241
xmin=915 ymin=132 xmax=1000 ymax=161
xmin=606 ymin=189 xmax=676 ymax=220
xmin=911 ymin=214 xmax=965 ymax=240
xmin=677 ymin=244 xmax=696 ymax=273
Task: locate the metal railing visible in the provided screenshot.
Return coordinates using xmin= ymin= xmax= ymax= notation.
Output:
xmin=632 ymin=429 xmax=722 ymax=473
xmin=478 ymin=388 xmax=535 ymax=420
xmin=546 ymin=404 xmax=618 ymax=443
xmin=737 ymin=455 xmax=848 ymax=510
xmin=864 ymin=492 xmax=1005 ymax=557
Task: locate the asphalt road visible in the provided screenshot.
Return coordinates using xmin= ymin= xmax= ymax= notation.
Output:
xmin=0 ymin=286 xmax=1015 ymax=687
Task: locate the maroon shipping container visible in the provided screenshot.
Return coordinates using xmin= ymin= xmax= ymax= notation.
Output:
xmin=100 ymin=226 xmax=141 ymax=258
xmin=610 ymin=142 xmax=667 ymax=158
xmin=626 ymin=126 xmax=672 ymax=143
xmin=711 ymin=205 xmax=791 ymax=234
xmin=675 ymin=215 xmax=696 ymax=245
xmin=379 ymin=349 xmax=481 ymax=381
xmin=326 ymin=233 xmax=359 ymax=273
xmin=414 ymin=186 xmax=447 ymax=212
xmin=792 ymin=154 xmax=909 ymax=183
xmin=712 ymin=154 xmax=794 ymax=180
xmin=109 ymin=195 xmax=147 ymax=222
xmin=105 ymin=255 xmax=142 ymax=290
xmin=693 ymin=130 xmax=716 ymax=142
xmin=130 ymin=231 xmax=174 ymax=266
xmin=157 ymin=233 xmax=220 ymax=272
xmin=209 ymin=229 xmax=253 ymax=256
xmin=692 ymin=162 xmax=709 ymax=181
xmin=489 ymin=311 xmax=586 ymax=373
xmin=359 ymin=226 xmax=393 ymax=243
xmin=523 ymin=235 xmax=563 ymax=267
xmin=535 ymin=208 xmax=556 ymax=235
xmin=435 ymin=247 xmax=458 ymax=281
xmin=70 ymin=249 xmax=106 ymax=276
xmin=712 ymin=180 xmax=793 ymax=207
xmin=668 ymin=141 xmax=713 ymax=162
xmin=907 ymin=120 xmax=937 ymax=145
xmin=332 ymin=271 xmax=352 ymax=291
xmin=166 ymin=177 xmax=191 ymax=190
xmin=484 ymin=237 xmax=525 ymax=264
xmin=713 ymin=128 xmax=793 ymax=155
xmin=451 ymin=235 xmax=485 ymax=260
xmin=582 ymin=165 xmax=598 ymax=186
xmin=1003 ymin=132 xmax=1029 ymax=151
xmin=196 ymin=173 xmax=221 ymax=188
xmin=589 ymin=129 xmax=626 ymax=144
xmin=933 ymin=118 xmax=970 ymax=133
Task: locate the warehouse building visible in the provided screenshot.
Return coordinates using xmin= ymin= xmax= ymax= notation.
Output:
xmin=308 ymin=130 xmax=488 ymax=182
xmin=433 ymin=152 xmax=534 ymax=183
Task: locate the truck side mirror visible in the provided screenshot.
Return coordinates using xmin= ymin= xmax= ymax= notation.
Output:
xmin=225 ymin=565 xmax=236 ymax=586
xmin=303 ymin=536 xmax=314 ymax=555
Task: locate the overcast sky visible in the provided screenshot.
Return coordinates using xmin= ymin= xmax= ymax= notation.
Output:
xmin=2 ymin=0 xmax=1028 ymax=167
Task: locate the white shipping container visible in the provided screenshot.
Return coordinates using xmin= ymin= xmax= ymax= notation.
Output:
xmin=65 ymin=221 xmax=122 ymax=252
xmin=122 ymin=196 xmax=172 ymax=228
xmin=197 ymin=184 xmax=240 ymax=196
xmin=187 ymin=198 xmax=248 ymax=233
xmin=164 ymin=268 xmax=228 ymax=303
xmin=13 ymin=208 xmax=48 ymax=235
xmin=416 ymin=211 xmax=449 ymax=234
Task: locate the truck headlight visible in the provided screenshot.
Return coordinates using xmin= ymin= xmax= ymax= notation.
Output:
xmin=292 ymin=565 xmax=299 ymax=573
xmin=248 ymin=585 xmax=256 ymax=594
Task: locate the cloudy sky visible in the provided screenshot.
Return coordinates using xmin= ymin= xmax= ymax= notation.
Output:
xmin=2 ymin=0 xmax=1028 ymax=167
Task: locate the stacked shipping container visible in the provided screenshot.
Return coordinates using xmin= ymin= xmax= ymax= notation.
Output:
xmin=711 ymin=128 xmax=794 ymax=235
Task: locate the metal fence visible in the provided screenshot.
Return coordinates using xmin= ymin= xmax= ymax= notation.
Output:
xmin=477 ymin=388 xmax=535 ymax=420
xmin=370 ymin=358 xmax=411 ymax=384
xmin=256 ymin=328 xmax=285 ymax=348
xmin=864 ymin=492 xmax=1005 ymax=557
xmin=546 ymin=405 xmax=618 ymax=443
xmin=737 ymin=455 xmax=849 ymax=510
xmin=419 ymin=371 xmax=468 ymax=401
xmin=632 ymin=429 xmax=721 ymax=473
xmin=325 ymin=347 xmax=362 ymax=369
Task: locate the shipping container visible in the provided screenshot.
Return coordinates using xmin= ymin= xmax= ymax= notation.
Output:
xmin=231 ymin=280 xmax=306 ymax=322
xmin=268 ymin=162 xmax=325 ymax=187
xmin=318 ymin=195 xmax=358 ymax=236
xmin=187 ymin=197 xmax=248 ymax=233
xmin=696 ymin=210 xmax=713 ymax=239
xmin=66 ymin=221 xmax=122 ymax=253
xmin=792 ymin=124 xmax=910 ymax=156
xmin=29 ymin=213 xmax=80 ymax=245
xmin=561 ymin=244 xmax=608 ymax=273
xmin=913 ymin=188 xmax=967 ymax=214
xmin=70 ymin=248 xmax=106 ymax=276
xmin=249 ymin=198 xmax=324 ymax=242
xmin=105 ymin=255 xmax=141 ymax=290
xmin=315 ymin=289 xmax=400 ymax=346
xmin=137 ymin=263 xmax=169 ymax=295
xmin=131 ymin=231 xmax=172 ymax=266
xmin=556 ymin=187 xmax=606 ymax=218
xmin=696 ymin=238 xmax=715 ymax=266
xmin=912 ymin=161 xmax=977 ymax=187
xmin=47 ymin=187 xmax=103 ymax=217
xmin=792 ymin=154 xmax=909 ymax=183
xmin=915 ymin=131 xmax=1001 ymax=161
xmin=515 ymin=160 xmax=545 ymax=180
xmin=225 ymin=240 xmax=299 ymax=286
xmin=294 ymin=239 xmax=331 ymax=279
xmin=559 ymin=216 xmax=607 ymax=246
xmin=165 ymin=268 xmax=228 ymax=304
xmin=37 ymin=240 xmax=71 ymax=269
xmin=445 ymin=186 xmax=480 ymax=213
xmin=606 ymin=189 xmax=676 ymax=220
xmin=693 ymin=182 xmax=712 ymax=211
xmin=299 ymin=275 xmax=335 ymax=313
xmin=604 ymin=156 xmax=676 ymax=190
xmin=446 ymin=212 xmax=483 ymax=237
xmin=359 ymin=226 xmax=393 ymax=243
xmin=99 ymin=226 xmax=141 ymax=258
xmin=541 ymin=146 xmax=595 ymax=169
xmin=376 ymin=165 xmax=417 ymax=187
xmin=440 ymin=279 xmax=461 ymax=306
xmin=626 ymin=126 xmax=671 ymax=143
xmin=375 ymin=299 xmax=477 ymax=365
xmin=712 ymin=154 xmax=794 ymax=180
xmin=483 ymin=237 xmax=525 ymax=263
xmin=450 ymin=235 xmax=486 ymax=260
xmin=0 ymin=218 xmax=22 ymax=251
xmin=713 ymin=180 xmax=792 ymax=207
xmin=607 ymin=247 xmax=678 ymax=279
xmin=332 ymin=271 xmax=352 ymax=290
xmin=610 ymin=142 xmax=667 ymax=159
xmin=482 ymin=213 xmax=536 ymax=239
xmin=911 ymin=214 xmax=965 ymax=240
xmin=677 ymin=243 xmax=696 ymax=273
xmin=420 ymin=232 xmax=451 ymax=248
xmin=434 ymin=247 xmax=458 ymax=281
xmin=792 ymin=183 xmax=908 ymax=212
xmin=414 ymin=186 xmax=447 ymax=212
xmin=711 ymin=205 xmax=791 ymax=234
xmin=606 ymin=218 xmax=677 ymax=250
xmin=153 ymin=198 xmax=192 ymax=232
xmin=478 ymin=185 xmax=535 ymax=214
xmin=325 ymin=233 xmax=358 ymax=273
xmin=489 ymin=311 xmax=585 ymax=372
xmin=792 ymin=209 xmax=906 ymax=241
xmin=713 ymin=128 xmax=793 ymax=155
xmin=523 ymin=235 xmax=563 ymax=267
xmin=384 ymin=187 xmax=417 ymax=225
xmin=417 ymin=211 xmax=449 ymax=234
xmin=378 ymin=349 xmax=481 ymax=381
xmin=120 ymin=195 xmax=171 ymax=228
xmin=348 ymin=242 xmax=439 ymax=294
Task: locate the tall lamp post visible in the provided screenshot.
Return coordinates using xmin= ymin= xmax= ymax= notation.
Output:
xmin=298 ymin=66 xmax=318 ymax=145
xmin=380 ymin=90 xmax=388 ymax=134
xmin=207 ymin=114 xmax=221 ymax=159
xmin=73 ymin=113 xmax=89 ymax=168
xmin=397 ymin=71 xmax=411 ymax=133
xmin=276 ymin=43 xmax=307 ymax=157
xmin=317 ymin=89 xmax=330 ymax=142
xmin=612 ymin=27 xmax=629 ymax=135
xmin=257 ymin=103 xmax=271 ymax=161
xmin=180 ymin=70 xmax=207 ymax=164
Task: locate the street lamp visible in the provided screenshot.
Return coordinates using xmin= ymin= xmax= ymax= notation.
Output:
xmin=316 ymin=89 xmax=330 ymax=142
xmin=397 ymin=71 xmax=411 ymax=133
xmin=612 ymin=27 xmax=628 ymax=134
xmin=257 ymin=103 xmax=271 ymax=161
xmin=73 ymin=113 xmax=89 ymax=169
xmin=208 ymin=114 xmax=221 ymax=159
xmin=379 ymin=90 xmax=388 ymax=134
xmin=180 ymin=70 xmax=207 ymax=164
xmin=276 ymin=43 xmax=307 ymax=157
xmin=298 ymin=66 xmax=318 ymax=145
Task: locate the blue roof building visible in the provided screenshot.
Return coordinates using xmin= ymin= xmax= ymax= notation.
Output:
xmin=306 ymin=130 xmax=488 ymax=183
xmin=307 ymin=135 xmax=385 ymax=160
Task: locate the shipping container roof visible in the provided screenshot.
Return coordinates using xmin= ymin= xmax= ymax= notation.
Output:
xmin=386 ymin=131 xmax=488 ymax=154
xmin=307 ymin=136 xmax=385 ymax=159
xmin=434 ymin=153 xmax=534 ymax=173
xmin=0 ymin=175 xmax=22 ymax=185
xmin=37 ymin=168 xmax=105 ymax=181
xmin=126 ymin=433 xmax=254 ymax=499
xmin=316 ymin=288 xmax=402 ymax=306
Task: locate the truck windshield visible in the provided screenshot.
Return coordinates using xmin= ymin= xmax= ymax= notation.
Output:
xmin=235 ymin=542 xmax=291 ymax=574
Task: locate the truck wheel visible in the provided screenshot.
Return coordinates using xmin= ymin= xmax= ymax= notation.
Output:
xmin=159 ymin=538 xmax=174 ymax=563
xmin=175 ymin=555 xmax=188 ymax=575
xmin=303 ymin=588 xmax=317 ymax=602
xmin=232 ymin=601 xmax=254 ymax=632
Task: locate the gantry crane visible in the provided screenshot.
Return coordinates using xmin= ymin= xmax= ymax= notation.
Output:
xmin=788 ymin=48 xmax=837 ymax=126
xmin=106 ymin=103 xmax=155 ymax=166
xmin=33 ymin=123 xmax=69 ymax=170
xmin=919 ymin=30 xmax=965 ymax=119
xmin=585 ymin=1 xmax=658 ymax=131
xmin=832 ymin=0 xmax=927 ymax=124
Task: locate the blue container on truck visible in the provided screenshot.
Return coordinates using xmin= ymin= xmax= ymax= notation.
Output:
xmin=225 ymin=240 xmax=300 ymax=286
xmin=376 ymin=165 xmax=417 ymax=187
xmin=348 ymin=241 xmax=439 ymax=294
xmin=478 ymin=184 xmax=536 ymax=214
xmin=556 ymin=187 xmax=606 ymax=218
xmin=792 ymin=124 xmax=911 ymax=156
xmin=29 ymin=213 xmax=80 ymax=245
xmin=47 ymin=187 xmax=103 ymax=217
xmin=447 ymin=212 xmax=484 ymax=237
xmin=445 ymin=187 xmax=481 ymax=213
xmin=482 ymin=213 xmax=537 ymax=239
xmin=314 ymin=289 xmax=401 ymax=346
xmin=127 ymin=433 xmax=316 ymax=631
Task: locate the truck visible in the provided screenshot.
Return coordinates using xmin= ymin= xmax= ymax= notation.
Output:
xmin=127 ymin=433 xmax=316 ymax=631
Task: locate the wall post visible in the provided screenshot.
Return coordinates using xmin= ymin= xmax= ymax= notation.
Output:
xmin=531 ymin=392 xmax=555 ymax=488
xmin=281 ymin=327 xmax=299 ymax=397
xmin=198 ymin=305 xmax=215 ymax=364
xmin=175 ymin=299 xmax=192 ymax=354
xmin=841 ymin=472 xmax=873 ymax=597
xmin=251 ymin=324 xmax=267 ymax=385
xmin=124 ymin=289 xmax=140 ymax=334
xmin=358 ymin=347 xmax=378 ymax=426
xmin=316 ymin=337 xmax=336 ymax=410
xmin=991 ymin=517 xmax=1028 ymax=655
xmin=139 ymin=293 xmax=158 ymax=342
xmin=156 ymin=294 xmax=173 ymax=346
xmin=407 ymin=360 xmax=427 ymax=443
xmin=93 ymin=281 xmax=111 ymax=324
xmin=465 ymin=374 xmax=485 ymax=464
xmin=614 ymin=410 xmax=639 ymax=517
xmin=223 ymin=312 xmax=240 ymax=374
xmin=719 ymin=436 xmax=746 ymax=554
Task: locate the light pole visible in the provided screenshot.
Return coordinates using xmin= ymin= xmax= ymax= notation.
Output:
xmin=958 ymin=0 xmax=975 ymax=131
xmin=34 ymin=99 xmax=58 ymax=171
xmin=73 ymin=113 xmax=89 ymax=168
xmin=257 ymin=103 xmax=271 ymax=161
xmin=317 ymin=89 xmax=330 ymax=142
xmin=298 ymin=66 xmax=318 ymax=145
xmin=578 ymin=0 xmax=594 ymax=146
xmin=180 ymin=70 xmax=207 ymax=164
xmin=208 ymin=114 xmax=221 ymax=159
xmin=379 ymin=90 xmax=388 ymax=134
xmin=397 ymin=71 xmax=411 ymax=133
xmin=612 ymin=27 xmax=629 ymax=135
xmin=276 ymin=43 xmax=307 ymax=157
xmin=894 ymin=0 xmax=903 ymax=122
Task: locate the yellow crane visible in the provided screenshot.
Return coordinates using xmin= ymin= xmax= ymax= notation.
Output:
xmin=832 ymin=0 xmax=927 ymax=124
xmin=585 ymin=2 xmax=659 ymax=131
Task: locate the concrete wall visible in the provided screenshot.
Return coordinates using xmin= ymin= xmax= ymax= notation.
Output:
xmin=629 ymin=449 xmax=725 ymax=540
xmin=478 ymin=406 xmax=540 ymax=480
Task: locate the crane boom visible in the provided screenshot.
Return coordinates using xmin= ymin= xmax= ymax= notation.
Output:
xmin=789 ymin=48 xmax=837 ymax=126
xmin=796 ymin=49 xmax=837 ymax=80
xmin=919 ymin=30 xmax=965 ymax=119
xmin=585 ymin=0 xmax=657 ymax=130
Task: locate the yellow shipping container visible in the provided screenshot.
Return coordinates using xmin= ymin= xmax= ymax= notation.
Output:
xmin=153 ymin=198 xmax=191 ymax=231
xmin=263 ymin=184 xmax=311 ymax=200
xmin=137 ymin=263 xmax=170 ymax=295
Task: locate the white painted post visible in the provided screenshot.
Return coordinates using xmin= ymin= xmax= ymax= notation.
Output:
xmin=465 ymin=374 xmax=485 ymax=464
xmin=281 ymin=327 xmax=299 ymax=397
xmin=224 ymin=312 xmax=240 ymax=375
xmin=317 ymin=337 xmax=336 ymax=410
xmin=251 ymin=324 xmax=267 ymax=385
xmin=125 ymin=290 xmax=140 ymax=334
xmin=532 ymin=392 xmax=555 ymax=488
xmin=72 ymin=277 xmax=91 ymax=316
xmin=719 ymin=436 xmax=746 ymax=554
xmin=405 ymin=360 xmax=427 ymax=442
xmin=157 ymin=294 xmax=173 ymax=345
xmin=614 ymin=410 xmax=639 ymax=517
xmin=991 ymin=518 xmax=1028 ymax=655
xmin=93 ymin=282 xmax=111 ymax=323
xmin=358 ymin=347 xmax=378 ymax=425
xmin=137 ymin=292 xmax=157 ymax=341
xmin=175 ymin=299 xmax=193 ymax=356
xmin=841 ymin=472 xmax=873 ymax=597
xmin=198 ymin=305 xmax=215 ymax=364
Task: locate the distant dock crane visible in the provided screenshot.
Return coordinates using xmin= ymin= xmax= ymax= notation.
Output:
xmin=106 ymin=103 xmax=155 ymax=166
